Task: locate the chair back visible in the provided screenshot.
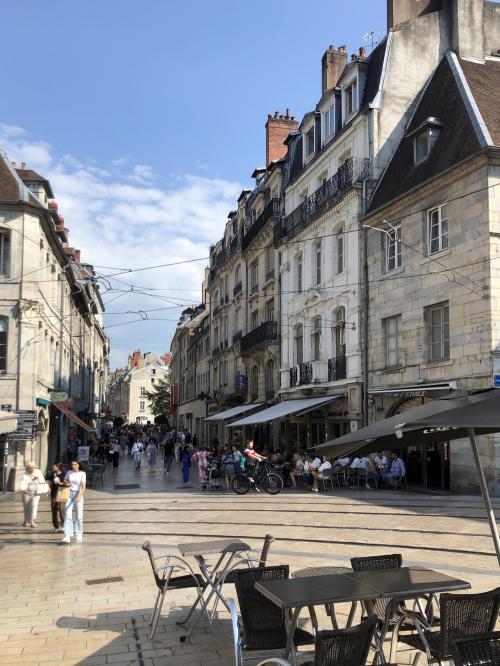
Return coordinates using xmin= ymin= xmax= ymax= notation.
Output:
xmin=351 ymin=554 xmax=402 ymax=572
xmin=440 ymin=588 xmax=500 ymax=656
xmin=314 ymin=615 xmax=378 ymax=666
xmin=450 ymin=630 xmax=500 ymax=666
xmin=142 ymin=541 xmax=167 ymax=590
xmin=321 ymin=468 xmax=333 ymax=480
xmin=234 ymin=565 xmax=289 ymax=636
xmin=259 ymin=534 xmax=275 ymax=568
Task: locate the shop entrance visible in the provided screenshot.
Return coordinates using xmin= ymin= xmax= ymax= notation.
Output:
xmin=390 ymin=397 xmax=450 ymax=491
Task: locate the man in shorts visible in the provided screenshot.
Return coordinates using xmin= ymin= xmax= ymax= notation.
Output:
xmin=243 ymin=439 xmax=266 ymax=492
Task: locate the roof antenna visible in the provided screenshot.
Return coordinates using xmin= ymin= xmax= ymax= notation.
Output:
xmin=362 ymin=31 xmax=376 ymax=53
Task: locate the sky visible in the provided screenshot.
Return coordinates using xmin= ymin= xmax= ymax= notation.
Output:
xmin=1 ymin=0 xmax=387 ymax=368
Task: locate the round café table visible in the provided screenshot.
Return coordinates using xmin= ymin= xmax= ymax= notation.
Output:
xmin=292 ymin=565 xmax=357 ymax=630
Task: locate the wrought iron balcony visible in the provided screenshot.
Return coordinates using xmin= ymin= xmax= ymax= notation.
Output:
xmin=328 ymin=356 xmax=347 ymax=381
xmin=242 ymin=197 xmax=280 ymax=252
xmin=275 ymin=158 xmax=370 ymax=244
xmin=233 ymin=281 xmax=242 ymax=297
xmin=290 ymin=366 xmax=298 ymax=387
xmin=212 ymin=305 xmax=220 ymax=318
xmin=240 ymin=321 xmax=278 ymax=354
xmin=232 ymin=331 xmax=242 ymax=345
xmin=299 ymin=362 xmax=313 ymax=385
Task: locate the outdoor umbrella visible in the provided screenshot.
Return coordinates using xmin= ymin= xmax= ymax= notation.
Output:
xmin=314 ymin=388 xmax=500 ymax=566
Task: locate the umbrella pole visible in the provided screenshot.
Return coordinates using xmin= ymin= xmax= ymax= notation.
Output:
xmin=467 ymin=428 xmax=500 ymax=566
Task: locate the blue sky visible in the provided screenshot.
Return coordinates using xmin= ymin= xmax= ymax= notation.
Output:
xmin=1 ymin=0 xmax=386 ymax=367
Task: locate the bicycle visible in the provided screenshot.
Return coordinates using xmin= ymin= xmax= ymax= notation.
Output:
xmin=232 ymin=459 xmax=284 ymax=495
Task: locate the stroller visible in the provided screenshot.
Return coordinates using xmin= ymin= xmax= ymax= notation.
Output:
xmin=206 ymin=462 xmax=223 ymax=490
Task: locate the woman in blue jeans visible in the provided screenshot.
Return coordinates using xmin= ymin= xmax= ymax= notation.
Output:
xmin=181 ymin=446 xmax=191 ymax=484
xmin=62 ymin=460 xmax=86 ymax=543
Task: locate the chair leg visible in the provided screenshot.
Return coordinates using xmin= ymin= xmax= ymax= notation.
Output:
xmin=346 ymin=601 xmax=357 ymax=627
xmin=412 ymin=654 xmax=423 ymax=666
xmin=150 ymin=589 xmax=166 ymax=639
xmin=150 ymin=588 xmax=162 ymax=626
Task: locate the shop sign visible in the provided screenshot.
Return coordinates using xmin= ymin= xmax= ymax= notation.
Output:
xmin=50 ymin=390 xmax=68 ymax=403
xmin=78 ymin=445 xmax=90 ymax=462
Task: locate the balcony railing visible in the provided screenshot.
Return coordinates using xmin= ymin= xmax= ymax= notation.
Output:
xmin=240 ymin=320 xmax=278 ymax=354
xmin=290 ymin=366 xmax=298 ymax=387
xmin=233 ymin=281 xmax=242 ymax=297
xmin=242 ymin=197 xmax=280 ymax=252
xmin=328 ymin=356 xmax=347 ymax=381
xmin=275 ymin=158 xmax=370 ymax=244
xmin=232 ymin=331 xmax=242 ymax=345
xmin=212 ymin=305 xmax=220 ymax=318
xmin=299 ymin=362 xmax=313 ymax=385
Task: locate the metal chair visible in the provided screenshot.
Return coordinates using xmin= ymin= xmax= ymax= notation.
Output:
xmin=231 ymin=565 xmax=314 ymax=664
xmin=394 ymin=474 xmax=408 ymax=490
xmin=450 ymin=630 xmax=500 ymax=666
xmin=142 ymin=540 xmax=206 ymax=639
xmin=396 ymin=587 xmax=500 ymax=665
xmin=318 ymin=468 xmax=335 ymax=493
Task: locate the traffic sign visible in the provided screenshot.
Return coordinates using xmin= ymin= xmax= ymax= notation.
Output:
xmin=494 ymin=375 xmax=500 ymax=387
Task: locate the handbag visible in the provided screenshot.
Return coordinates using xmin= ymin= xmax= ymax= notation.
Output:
xmin=56 ymin=486 xmax=70 ymax=503
xmin=34 ymin=480 xmax=50 ymax=496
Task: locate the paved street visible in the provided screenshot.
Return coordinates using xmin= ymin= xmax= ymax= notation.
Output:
xmin=1 ymin=456 xmax=499 ymax=665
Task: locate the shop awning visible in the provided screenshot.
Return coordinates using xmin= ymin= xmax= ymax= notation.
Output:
xmin=0 ymin=412 xmax=18 ymax=435
xmin=204 ymin=403 xmax=264 ymax=422
xmin=53 ymin=402 xmax=95 ymax=433
xmin=368 ymin=381 xmax=457 ymax=397
xmin=36 ymin=397 xmax=51 ymax=407
xmin=228 ymin=396 xmax=341 ymax=427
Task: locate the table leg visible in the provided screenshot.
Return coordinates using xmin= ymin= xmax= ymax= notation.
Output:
xmin=284 ymin=607 xmax=302 ymax=666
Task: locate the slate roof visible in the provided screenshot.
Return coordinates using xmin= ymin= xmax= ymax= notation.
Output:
xmin=16 ymin=168 xmax=55 ymax=198
xmin=0 ymin=154 xmax=22 ymax=202
xmin=460 ymin=58 xmax=500 ymax=147
xmin=368 ymin=54 xmax=487 ymax=212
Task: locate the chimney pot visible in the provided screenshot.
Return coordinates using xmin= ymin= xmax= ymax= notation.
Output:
xmin=322 ymin=44 xmax=348 ymax=93
xmin=11 ymin=161 xmax=16 ymax=168
xmin=329 ymin=44 xmax=334 ymax=49
xmin=265 ymin=109 xmax=299 ymax=167
xmin=274 ymin=111 xmax=280 ymax=118
xmin=351 ymin=54 xmax=357 ymax=61
xmin=339 ymin=45 xmax=347 ymax=53
xmin=359 ymin=46 xmax=366 ymax=57
xmin=21 ymin=162 xmax=26 ymax=169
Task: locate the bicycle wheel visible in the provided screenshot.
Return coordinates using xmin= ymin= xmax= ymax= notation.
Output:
xmin=262 ymin=473 xmax=283 ymax=495
xmin=232 ymin=473 xmax=251 ymax=495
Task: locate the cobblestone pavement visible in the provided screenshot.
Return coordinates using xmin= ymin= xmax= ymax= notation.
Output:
xmin=0 ymin=456 xmax=499 ymax=665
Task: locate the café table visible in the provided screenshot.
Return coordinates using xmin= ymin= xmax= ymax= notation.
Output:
xmin=255 ymin=566 xmax=470 ymax=665
xmin=175 ymin=538 xmax=251 ymax=641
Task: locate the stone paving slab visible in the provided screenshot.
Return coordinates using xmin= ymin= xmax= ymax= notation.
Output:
xmin=0 ymin=456 xmax=499 ymax=665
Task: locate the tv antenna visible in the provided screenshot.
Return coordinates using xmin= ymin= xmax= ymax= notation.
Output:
xmin=363 ymin=31 xmax=376 ymax=52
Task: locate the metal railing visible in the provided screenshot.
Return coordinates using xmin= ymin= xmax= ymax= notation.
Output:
xmin=275 ymin=158 xmax=370 ymax=243
xmin=232 ymin=331 xmax=242 ymax=345
xmin=290 ymin=366 xmax=298 ymax=387
xmin=242 ymin=198 xmax=280 ymax=252
xmin=328 ymin=356 xmax=347 ymax=381
xmin=299 ymin=362 xmax=313 ymax=385
xmin=233 ymin=281 xmax=242 ymax=297
xmin=240 ymin=321 xmax=278 ymax=354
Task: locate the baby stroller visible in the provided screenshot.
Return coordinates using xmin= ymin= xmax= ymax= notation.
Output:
xmin=206 ymin=462 xmax=223 ymax=490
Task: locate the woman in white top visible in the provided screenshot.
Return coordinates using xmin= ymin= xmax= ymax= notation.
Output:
xmin=20 ymin=461 xmax=47 ymax=528
xmin=62 ymin=459 xmax=86 ymax=543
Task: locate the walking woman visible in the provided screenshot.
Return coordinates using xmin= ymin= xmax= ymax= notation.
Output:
xmin=47 ymin=462 xmax=66 ymax=532
xmin=20 ymin=461 xmax=48 ymax=528
xmin=62 ymin=460 xmax=86 ymax=544
xmin=181 ymin=445 xmax=191 ymax=484
xmin=146 ymin=440 xmax=157 ymax=471
xmin=191 ymin=445 xmax=209 ymax=485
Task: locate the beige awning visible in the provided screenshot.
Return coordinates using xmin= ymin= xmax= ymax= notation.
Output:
xmin=228 ymin=396 xmax=341 ymax=427
xmin=205 ymin=403 xmax=264 ymax=422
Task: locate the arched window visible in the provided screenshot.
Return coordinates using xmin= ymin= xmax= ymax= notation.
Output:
xmin=265 ymin=359 xmax=274 ymax=396
xmin=294 ymin=324 xmax=304 ymax=365
xmin=251 ymin=365 xmax=259 ymax=399
xmin=0 ymin=318 xmax=7 ymax=372
xmin=336 ymin=227 xmax=345 ymax=274
xmin=311 ymin=317 xmax=322 ymax=361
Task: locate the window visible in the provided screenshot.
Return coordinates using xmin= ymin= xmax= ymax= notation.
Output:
xmin=265 ymin=246 xmax=274 ymax=277
xmin=151 ymin=368 xmax=156 ymax=375
xmin=140 ymin=386 xmax=146 ymax=396
xmin=314 ymin=242 xmax=322 ymax=285
xmin=385 ymin=225 xmax=401 ymax=272
xmin=266 ymin=300 xmax=274 ymax=322
xmin=223 ymin=315 xmax=229 ymax=343
xmin=139 ymin=401 xmax=145 ymax=412
xmin=251 ymin=310 xmax=259 ymax=330
xmin=427 ymin=204 xmax=448 ymax=254
xmin=151 ymin=378 xmax=155 ymax=384
xmin=265 ymin=360 xmax=274 ymax=395
xmin=296 ymin=254 xmax=303 ymax=293
xmin=214 ymin=326 xmax=219 ymax=348
xmin=235 ymin=263 xmax=241 ymax=285
xmin=251 ymin=365 xmax=259 ymax=397
xmin=336 ymin=228 xmax=344 ymax=274
xmin=333 ymin=308 xmax=346 ymax=357
xmin=0 ymin=318 xmax=7 ymax=372
xmin=0 ymin=231 xmax=11 ymax=277
xmin=251 ymin=261 xmax=258 ymax=291
xmin=294 ymin=324 xmax=304 ymax=365
xmin=414 ymin=127 xmax=440 ymax=164
xmin=234 ymin=307 xmax=240 ymax=333
xmin=384 ymin=316 xmax=401 ymax=367
xmin=345 ymin=80 xmax=358 ymax=119
xmin=324 ymin=104 xmax=335 ymax=140
xmin=305 ymin=127 xmax=315 ymax=158
xmin=224 ymin=275 xmax=229 ymax=301
xmin=428 ymin=303 xmax=450 ymax=361
xmin=311 ymin=317 xmax=322 ymax=361
xmin=223 ymin=360 xmax=228 ymax=386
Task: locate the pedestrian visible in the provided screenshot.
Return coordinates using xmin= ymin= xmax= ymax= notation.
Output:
xmin=131 ymin=439 xmax=144 ymax=469
xmin=181 ymin=445 xmax=191 ymax=484
xmin=163 ymin=437 xmax=174 ymax=475
xmin=46 ymin=462 xmax=66 ymax=532
xmin=62 ymin=459 xmax=86 ymax=544
xmin=147 ymin=440 xmax=157 ymax=471
xmin=20 ymin=461 xmax=48 ymax=528
xmin=222 ymin=447 xmax=236 ymax=490
xmin=192 ymin=446 xmax=209 ymax=485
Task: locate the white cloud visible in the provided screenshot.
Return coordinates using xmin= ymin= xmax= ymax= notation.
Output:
xmin=0 ymin=125 xmax=243 ymax=368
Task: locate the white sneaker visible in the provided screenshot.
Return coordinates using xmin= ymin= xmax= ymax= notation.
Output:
xmin=311 ymin=488 xmax=319 ymax=493
xmin=76 ymin=535 xmax=83 ymax=542
xmin=61 ymin=536 xmax=71 ymax=543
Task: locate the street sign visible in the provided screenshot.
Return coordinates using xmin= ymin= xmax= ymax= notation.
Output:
xmin=494 ymin=374 xmax=500 ymax=387
xmin=49 ymin=391 xmax=68 ymax=402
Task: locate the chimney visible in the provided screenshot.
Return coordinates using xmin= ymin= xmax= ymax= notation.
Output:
xmin=321 ymin=45 xmax=348 ymax=94
xmin=21 ymin=162 xmax=26 ymax=170
xmin=74 ymin=249 xmax=81 ymax=263
xmin=265 ymin=110 xmax=298 ymax=166
xmin=11 ymin=161 xmax=16 ymax=168
xmin=387 ymin=0 xmax=442 ymax=30
xmin=451 ymin=0 xmax=484 ymax=61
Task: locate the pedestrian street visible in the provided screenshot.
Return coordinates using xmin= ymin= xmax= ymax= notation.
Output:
xmin=0 ymin=455 xmax=499 ymax=666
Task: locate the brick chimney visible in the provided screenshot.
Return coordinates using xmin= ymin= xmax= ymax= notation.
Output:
xmin=129 ymin=350 xmax=142 ymax=369
xmin=387 ymin=0 xmax=442 ymax=30
xmin=321 ymin=45 xmax=348 ymax=94
xmin=265 ymin=109 xmax=298 ymax=167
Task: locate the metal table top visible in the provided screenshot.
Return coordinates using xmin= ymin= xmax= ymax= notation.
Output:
xmin=292 ymin=566 xmax=351 ymax=578
xmin=178 ymin=538 xmax=251 ymax=557
xmin=255 ymin=566 xmax=470 ymax=610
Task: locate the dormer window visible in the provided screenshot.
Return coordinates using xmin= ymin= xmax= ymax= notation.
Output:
xmin=323 ymin=103 xmax=335 ymax=140
xmin=414 ymin=127 xmax=440 ymax=164
xmin=305 ymin=127 xmax=315 ymax=158
xmin=344 ymin=79 xmax=358 ymax=121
